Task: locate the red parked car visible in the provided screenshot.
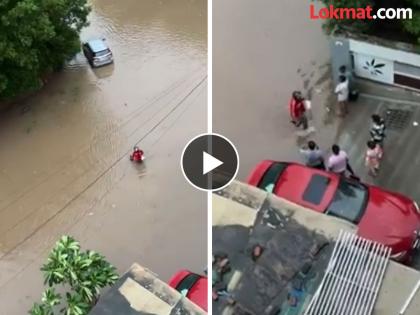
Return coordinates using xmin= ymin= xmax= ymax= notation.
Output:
xmin=168 ymin=270 xmax=207 ymax=311
xmin=247 ymin=161 xmax=420 ymax=262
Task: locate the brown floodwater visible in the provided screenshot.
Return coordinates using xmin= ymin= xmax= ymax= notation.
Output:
xmin=0 ymin=0 xmax=207 ymax=313
xmin=213 ymin=0 xmax=338 ymax=179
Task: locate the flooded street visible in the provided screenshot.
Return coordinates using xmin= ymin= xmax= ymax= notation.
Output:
xmin=0 ymin=0 xmax=207 ymax=313
xmin=213 ymin=0 xmax=335 ymax=178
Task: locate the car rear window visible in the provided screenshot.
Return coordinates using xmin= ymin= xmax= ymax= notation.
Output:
xmin=258 ymin=162 xmax=287 ymax=193
xmin=175 ymin=273 xmax=200 ymax=297
xmin=326 ymin=179 xmax=368 ymax=223
xmin=302 ymin=174 xmax=331 ymax=205
xmin=95 ymin=49 xmax=110 ymax=57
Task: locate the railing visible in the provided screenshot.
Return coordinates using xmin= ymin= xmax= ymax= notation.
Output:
xmin=304 ymin=230 xmax=391 ymax=315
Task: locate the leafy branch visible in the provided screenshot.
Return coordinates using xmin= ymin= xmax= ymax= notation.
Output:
xmin=0 ymin=0 xmax=91 ymax=99
xmin=29 ymin=236 xmax=119 ymax=315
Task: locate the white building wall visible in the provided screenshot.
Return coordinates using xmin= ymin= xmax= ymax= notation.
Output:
xmin=349 ymin=39 xmax=420 ymax=68
xmin=353 ymin=52 xmax=394 ymax=84
xmin=348 ymin=39 xmax=420 ymax=89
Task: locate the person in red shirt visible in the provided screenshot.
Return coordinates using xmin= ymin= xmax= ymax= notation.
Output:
xmin=289 ymin=91 xmax=308 ymax=130
xmin=130 ymin=146 xmax=144 ymax=162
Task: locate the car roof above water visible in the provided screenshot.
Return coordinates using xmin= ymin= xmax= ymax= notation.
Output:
xmin=86 ymin=39 xmax=109 ymax=52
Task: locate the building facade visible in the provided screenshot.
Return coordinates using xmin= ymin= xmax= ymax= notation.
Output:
xmin=331 ymin=36 xmax=420 ymax=91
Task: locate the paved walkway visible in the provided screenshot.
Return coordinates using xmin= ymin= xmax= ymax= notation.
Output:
xmin=331 ymin=94 xmax=420 ymax=267
xmin=335 ymin=95 xmax=420 ymax=200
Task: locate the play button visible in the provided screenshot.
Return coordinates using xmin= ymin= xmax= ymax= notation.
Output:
xmin=181 ymin=133 xmax=239 ymax=191
xmin=203 ymin=152 xmax=223 ymax=175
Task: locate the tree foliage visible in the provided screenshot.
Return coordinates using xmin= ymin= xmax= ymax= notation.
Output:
xmin=29 ymin=236 xmax=119 ymax=315
xmin=0 ymin=0 xmax=90 ymax=99
xmin=402 ymin=0 xmax=420 ymax=42
xmin=316 ymin=0 xmax=420 ymax=43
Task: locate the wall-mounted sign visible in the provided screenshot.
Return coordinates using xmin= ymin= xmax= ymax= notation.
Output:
xmin=353 ymin=53 xmax=394 ymax=84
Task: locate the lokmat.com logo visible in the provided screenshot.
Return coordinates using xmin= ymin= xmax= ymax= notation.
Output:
xmin=310 ymin=4 xmax=413 ymax=20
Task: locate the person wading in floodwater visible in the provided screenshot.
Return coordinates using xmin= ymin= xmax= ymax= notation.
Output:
xmin=299 ymin=140 xmax=325 ymax=170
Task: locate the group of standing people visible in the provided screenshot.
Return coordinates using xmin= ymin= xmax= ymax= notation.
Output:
xmin=366 ymin=114 xmax=386 ymax=176
xmin=290 ymin=64 xmax=387 ymax=178
xmin=288 ymin=65 xmax=354 ymax=131
xmin=299 ymin=114 xmax=386 ymax=177
xmin=299 ymin=141 xmax=355 ymax=177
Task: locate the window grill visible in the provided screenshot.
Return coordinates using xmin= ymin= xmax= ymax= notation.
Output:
xmin=304 ymin=230 xmax=391 ymax=315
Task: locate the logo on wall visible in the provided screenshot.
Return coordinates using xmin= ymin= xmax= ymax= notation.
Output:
xmin=363 ymin=59 xmax=386 ymax=76
xmin=354 ymin=53 xmax=393 ymax=84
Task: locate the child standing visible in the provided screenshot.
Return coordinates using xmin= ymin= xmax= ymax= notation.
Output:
xmin=370 ymin=114 xmax=386 ymax=157
xmin=365 ymin=141 xmax=382 ymax=177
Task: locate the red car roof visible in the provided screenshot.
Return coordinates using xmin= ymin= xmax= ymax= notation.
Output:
xmin=274 ymin=163 xmax=339 ymax=212
xmin=248 ymin=161 xmax=339 ymax=212
xmin=168 ymin=270 xmax=207 ymax=311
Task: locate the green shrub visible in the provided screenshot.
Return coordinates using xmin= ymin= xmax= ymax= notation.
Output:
xmin=29 ymin=236 xmax=119 ymax=315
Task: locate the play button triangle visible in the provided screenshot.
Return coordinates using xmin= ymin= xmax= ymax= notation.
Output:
xmin=202 ymin=151 xmax=223 ymax=175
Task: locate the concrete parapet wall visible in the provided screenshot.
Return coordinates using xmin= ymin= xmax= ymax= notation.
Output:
xmin=214 ymin=180 xmax=356 ymax=240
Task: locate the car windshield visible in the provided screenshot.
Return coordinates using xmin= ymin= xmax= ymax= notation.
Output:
xmin=326 ymin=179 xmax=368 ymax=223
xmin=258 ymin=162 xmax=287 ymax=193
xmin=174 ymin=273 xmax=200 ymax=297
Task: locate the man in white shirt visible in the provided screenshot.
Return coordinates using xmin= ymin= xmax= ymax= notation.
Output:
xmin=334 ymin=75 xmax=349 ymax=117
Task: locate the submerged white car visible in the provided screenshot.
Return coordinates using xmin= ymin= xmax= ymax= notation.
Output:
xmin=82 ymin=38 xmax=113 ymax=68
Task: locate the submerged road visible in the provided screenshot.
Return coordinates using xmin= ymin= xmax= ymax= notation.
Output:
xmin=213 ymin=0 xmax=332 ymax=177
xmin=0 ymin=0 xmax=207 ymax=313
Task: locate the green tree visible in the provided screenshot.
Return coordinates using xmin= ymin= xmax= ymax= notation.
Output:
xmin=0 ymin=0 xmax=90 ymax=99
xmin=402 ymin=0 xmax=420 ymax=42
xmin=29 ymin=236 xmax=119 ymax=315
